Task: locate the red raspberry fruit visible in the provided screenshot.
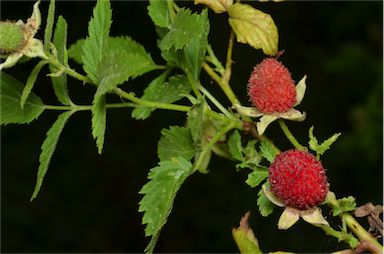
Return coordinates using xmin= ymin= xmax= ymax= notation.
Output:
xmin=248 ymin=58 xmax=297 ymax=113
xmin=269 ymin=150 xmax=329 ymax=210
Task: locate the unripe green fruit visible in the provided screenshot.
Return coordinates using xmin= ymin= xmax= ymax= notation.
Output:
xmin=0 ymin=21 xmax=25 ymax=55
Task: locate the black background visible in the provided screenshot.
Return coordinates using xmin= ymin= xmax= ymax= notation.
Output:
xmin=1 ymin=1 xmax=383 ymax=252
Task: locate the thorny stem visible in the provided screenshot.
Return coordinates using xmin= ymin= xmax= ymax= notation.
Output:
xmin=277 ymin=119 xmax=307 ymax=151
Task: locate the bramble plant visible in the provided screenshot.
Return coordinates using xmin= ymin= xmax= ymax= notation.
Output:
xmin=1 ymin=0 xmax=382 ymax=253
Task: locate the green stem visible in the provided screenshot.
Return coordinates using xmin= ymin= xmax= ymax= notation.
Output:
xmin=193 ymin=120 xmax=237 ymax=172
xmin=342 ymin=213 xmax=382 ymax=252
xmin=206 ymin=44 xmax=225 ymax=74
xmin=277 ymin=119 xmax=307 ymax=151
xmin=199 ymin=85 xmax=232 ymax=118
xmin=202 ymin=62 xmax=239 ymax=106
xmin=222 ymin=31 xmax=235 ymax=84
xmin=44 ymin=102 xmax=138 ymax=112
xmin=187 ymin=75 xmax=202 ymax=98
xmin=48 ymin=56 xmax=92 ymax=84
xmin=317 ymin=224 xmax=358 ymax=247
xmin=113 ymin=87 xmax=190 ymax=112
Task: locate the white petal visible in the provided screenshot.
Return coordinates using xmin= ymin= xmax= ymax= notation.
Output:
xmin=0 ymin=53 xmax=23 ymax=71
xmin=256 ymin=114 xmax=277 ymax=135
xmin=233 ymin=104 xmax=263 ymax=118
xmin=262 ymin=183 xmax=285 ymax=207
xmin=281 ymin=109 xmax=306 ymax=122
xmin=278 ymin=207 xmax=300 ymax=230
xmin=294 ymin=75 xmax=307 ymax=106
xmin=301 ymin=207 xmax=329 ymax=226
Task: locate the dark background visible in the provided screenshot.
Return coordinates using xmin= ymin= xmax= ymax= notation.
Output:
xmin=1 ymin=0 xmax=382 ymax=252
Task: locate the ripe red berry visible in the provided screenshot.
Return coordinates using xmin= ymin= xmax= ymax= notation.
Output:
xmin=269 ymin=150 xmax=329 ymax=210
xmin=248 ymin=58 xmax=297 ymax=113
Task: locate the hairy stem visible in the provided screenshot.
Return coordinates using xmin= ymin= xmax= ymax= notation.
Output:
xmin=113 ymin=87 xmax=190 ymax=112
xmin=222 ymin=31 xmax=235 ymax=84
xmin=48 ymin=56 xmax=92 ymax=84
xmin=277 ymin=119 xmax=307 ymax=151
xmin=342 ymin=213 xmax=382 ymax=252
xmin=202 ymin=62 xmax=239 ymax=106
xmin=199 ymin=85 xmax=232 ymax=118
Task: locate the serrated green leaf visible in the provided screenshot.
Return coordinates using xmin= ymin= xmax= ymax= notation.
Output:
xmin=160 ymin=8 xmax=208 ymax=51
xmin=187 ymin=99 xmax=215 ymax=173
xmin=96 ymin=38 xmax=157 ymax=91
xmin=158 ymin=126 xmax=195 ymax=161
xmin=89 ymin=36 xmax=157 ymax=153
xmin=161 ymin=9 xmax=209 ymax=80
xmin=20 ymin=60 xmax=48 ymax=109
xmin=309 ymin=126 xmax=341 ymax=157
xmin=332 ymin=197 xmax=356 ymax=216
xmin=44 ymin=0 xmax=55 ymax=52
xmin=50 ymin=16 xmax=71 ymax=105
xmin=132 ymin=74 xmax=191 ymax=120
xmin=228 ymin=130 xmax=244 ymax=161
xmin=257 ymin=187 xmax=274 ymax=217
xmin=228 ymin=3 xmax=278 ymax=56
xmin=139 ymin=157 xmax=193 ymax=252
xmin=31 ymin=111 xmax=72 ymax=200
xmin=82 ymin=0 xmax=112 ymax=83
xmin=236 ymin=140 xmax=264 ymax=171
xmin=259 ymin=139 xmax=279 ymax=163
xmin=148 ymin=0 xmax=170 ymax=28
xmin=0 ymin=72 xmax=45 ymax=125
xmin=68 ymin=39 xmax=85 ymax=64
xmin=246 ymin=170 xmax=268 ymax=188
xmin=91 ymin=94 xmax=106 ymax=154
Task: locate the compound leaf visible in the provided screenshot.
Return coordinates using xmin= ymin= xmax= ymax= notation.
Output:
xmin=158 ymin=126 xmax=195 ymax=161
xmin=20 ymin=60 xmax=48 ymax=109
xmin=50 ymin=15 xmax=71 ymax=105
xmin=68 ymin=39 xmax=85 ymax=64
xmin=82 ymin=0 xmax=112 ymax=83
xmin=259 ymin=139 xmax=278 ymax=163
xmin=257 ymin=187 xmax=274 ymax=217
xmin=44 ymin=0 xmax=55 ymax=52
xmin=228 ymin=130 xmax=244 ymax=161
xmin=132 ymin=74 xmax=191 ymax=120
xmin=91 ymin=94 xmax=106 ymax=154
xmin=246 ymin=170 xmax=268 ymax=188
xmin=31 ymin=111 xmax=72 ymax=200
xmin=160 ymin=8 xmax=208 ymax=51
xmin=148 ymin=0 xmax=170 ymax=28
xmin=0 ymin=72 xmax=45 ymax=125
xmin=139 ymin=157 xmax=193 ymax=252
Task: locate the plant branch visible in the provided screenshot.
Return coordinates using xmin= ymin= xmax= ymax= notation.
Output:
xmin=222 ymin=31 xmax=235 ymax=84
xmin=202 ymin=62 xmax=239 ymax=106
xmin=193 ymin=120 xmax=237 ymax=172
xmin=113 ymin=87 xmax=190 ymax=112
xmin=48 ymin=56 xmax=92 ymax=84
xmin=199 ymin=85 xmax=232 ymax=118
xmin=277 ymin=119 xmax=307 ymax=151
xmin=342 ymin=213 xmax=383 ymax=252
